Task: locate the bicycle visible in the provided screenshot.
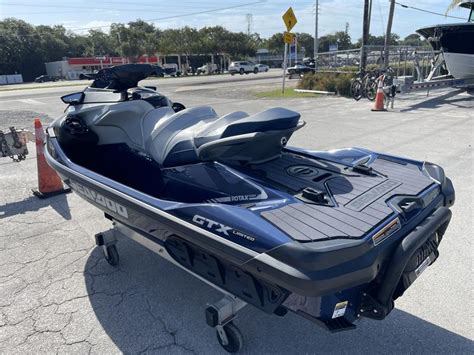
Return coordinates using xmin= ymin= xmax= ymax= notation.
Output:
xmin=351 ymin=69 xmax=379 ymax=101
xmin=351 ymin=67 xmax=395 ymax=101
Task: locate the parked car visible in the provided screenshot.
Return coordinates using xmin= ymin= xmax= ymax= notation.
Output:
xmin=161 ymin=63 xmax=181 ymax=77
xmin=196 ymin=63 xmax=218 ymax=75
xmin=302 ymin=58 xmax=316 ymax=68
xmin=34 ymin=75 xmax=59 ymax=83
xmin=229 ymin=61 xmax=257 ymax=75
xmin=286 ymin=63 xmax=315 ymax=76
xmin=255 ymin=64 xmax=269 ymax=72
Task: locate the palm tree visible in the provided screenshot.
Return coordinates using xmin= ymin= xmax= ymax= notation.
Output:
xmin=446 ymin=0 xmax=463 ymax=14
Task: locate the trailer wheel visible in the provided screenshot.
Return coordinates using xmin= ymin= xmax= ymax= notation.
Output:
xmin=103 ymin=245 xmax=119 ymax=266
xmin=216 ymin=322 xmax=243 ymax=353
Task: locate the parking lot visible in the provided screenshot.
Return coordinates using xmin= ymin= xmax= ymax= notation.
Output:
xmin=0 ymin=74 xmax=473 ymax=354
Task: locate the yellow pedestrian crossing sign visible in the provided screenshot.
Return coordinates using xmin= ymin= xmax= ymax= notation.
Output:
xmin=282 ymin=7 xmax=297 ymax=32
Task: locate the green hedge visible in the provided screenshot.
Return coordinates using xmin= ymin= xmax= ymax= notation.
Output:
xmin=298 ymin=73 xmax=353 ymax=97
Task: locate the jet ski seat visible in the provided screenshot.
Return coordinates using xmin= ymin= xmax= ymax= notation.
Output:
xmin=194 ymin=107 xmax=302 ymax=165
xmin=146 ymin=106 xmax=302 ymax=167
xmin=145 ymin=106 xmax=219 ymax=166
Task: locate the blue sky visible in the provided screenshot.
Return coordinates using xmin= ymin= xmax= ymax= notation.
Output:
xmin=0 ymin=0 xmax=470 ymax=41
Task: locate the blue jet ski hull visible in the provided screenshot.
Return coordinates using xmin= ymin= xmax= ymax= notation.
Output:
xmin=45 ymin=127 xmax=454 ymax=330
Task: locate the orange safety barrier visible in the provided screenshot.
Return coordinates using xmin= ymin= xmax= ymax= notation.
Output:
xmin=32 ymin=118 xmax=71 ymax=199
xmin=371 ymin=75 xmax=387 ymax=112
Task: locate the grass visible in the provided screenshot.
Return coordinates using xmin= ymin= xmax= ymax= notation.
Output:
xmin=254 ymin=88 xmax=318 ymax=99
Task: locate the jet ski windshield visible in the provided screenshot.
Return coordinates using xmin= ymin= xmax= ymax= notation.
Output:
xmin=91 ymin=64 xmax=163 ymax=91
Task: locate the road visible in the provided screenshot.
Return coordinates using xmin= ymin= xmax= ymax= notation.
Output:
xmin=0 ymin=70 xmax=283 ymax=117
xmin=0 ymin=75 xmax=473 ymax=354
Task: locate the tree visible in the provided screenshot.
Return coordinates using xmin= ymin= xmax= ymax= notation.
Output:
xmin=265 ymin=33 xmax=284 ymax=53
xmin=110 ymin=20 xmax=159 ymax=61
xmin=159 ymin=27 xmax=200 ymax=68
xmin=446 ymin=0 xmax=463 ymax=13
xmin=222 ymin=31 xmax=257 ymax=58
xmin=401 ymin=33 xmax=425 ymax=47
xmin=356 ymin=33 xmax=400 ymax=47
xmin=318 ymin=31 xmax=352 ymax=52
xmin=0 ymin=18 xmax=48 ymax=80
xmin=2 ymin=18 xmax=334 ymax=81
xmin=295 ymin=33 xmax=314 ymax=56
xmin=84 ymin=29 xmax=118 ymax=57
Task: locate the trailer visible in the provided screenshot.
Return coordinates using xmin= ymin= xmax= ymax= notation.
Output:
xmin=394 ymin=75 xmax=474 ymax=95
xmin=393 ymin=50 xmax=474 ymax=95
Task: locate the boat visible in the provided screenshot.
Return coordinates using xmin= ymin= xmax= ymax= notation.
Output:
xmin=417 ymin=0 xmax=474 ymax=79
xmin=44 ymin=64 xmax=455 ymax=352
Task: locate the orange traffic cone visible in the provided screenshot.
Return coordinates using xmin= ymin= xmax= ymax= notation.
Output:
xmin=32 ymin=118 xmax=71 ymax=199
xmin=371 ymin=75 xmax=387 ymax=112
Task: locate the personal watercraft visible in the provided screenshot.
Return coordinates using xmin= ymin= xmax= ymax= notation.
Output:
xmin=45 ymin=64 xmax=455 ymax=352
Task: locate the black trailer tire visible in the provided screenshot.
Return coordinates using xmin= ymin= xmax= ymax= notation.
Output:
xmin=104 ymin=245 xmax=119 ymax=266
xmin=216 ymin=322 xmax=243 ymax=353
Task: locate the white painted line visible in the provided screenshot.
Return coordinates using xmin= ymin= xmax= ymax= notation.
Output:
xmin=18 ymin=99 xmax=46 ymax=105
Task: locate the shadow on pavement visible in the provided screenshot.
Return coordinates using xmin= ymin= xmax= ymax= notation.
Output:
xmin=0 ymin=193 xmax=71 ymax=220
xmin=84 ymin=238 xmax=472 ymax=354
xmin=400 ymin=89 xmax=473 ymax=112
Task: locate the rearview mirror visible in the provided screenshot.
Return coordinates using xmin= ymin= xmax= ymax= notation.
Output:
xmin=61 ymin=92 xmax=84 ymax=105
xmin=172 ymin=102 xmax=186 ymax=113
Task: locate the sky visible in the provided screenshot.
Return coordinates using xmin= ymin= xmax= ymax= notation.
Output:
xmin=0 ymin=0 xmax=470 ymax=41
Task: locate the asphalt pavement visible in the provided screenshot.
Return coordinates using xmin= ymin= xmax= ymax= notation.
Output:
xmin=0 ymin=74 xmax=473 ymax=354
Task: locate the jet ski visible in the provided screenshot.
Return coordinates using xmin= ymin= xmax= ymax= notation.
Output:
xmin=44 ymin=64 xmax=455 ymax=352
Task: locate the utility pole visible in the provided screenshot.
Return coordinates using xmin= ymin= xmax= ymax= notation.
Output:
xmin=384 ymin=0 xmax=396 ymax=68
xmin=246 ymin=13 xmax=253 ymax=36
xmin=367 ymin=0 xmax=373 ymax=34
xmin=360 ymin=0 xmax=371 ymax=71
xmin=313 ymin=0 xmax=319 ymax=66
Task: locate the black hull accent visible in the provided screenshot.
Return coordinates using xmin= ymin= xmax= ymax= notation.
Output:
xmin=417 ymin=23 xmax=474 ymax=55
xmin=166 ymin=236 xmax=289 ymax=313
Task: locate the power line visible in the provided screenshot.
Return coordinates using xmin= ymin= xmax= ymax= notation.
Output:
xmin=69 ymin=1 xmax=266 ymax=31
xmin=0 ymin=2 xmax=258 ymax=13
xmin=394 ymin=2 xmax=466 ymax=20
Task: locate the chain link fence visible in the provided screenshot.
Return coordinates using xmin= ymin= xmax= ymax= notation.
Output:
xmin=314 ymin=45 xmax=441 ymax=80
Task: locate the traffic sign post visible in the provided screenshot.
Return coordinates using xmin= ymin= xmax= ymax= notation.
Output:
xmin=282 ymin=43 xmax=288 ymax=94
xmin=281 ymin=8 xmax=297 ymax=93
